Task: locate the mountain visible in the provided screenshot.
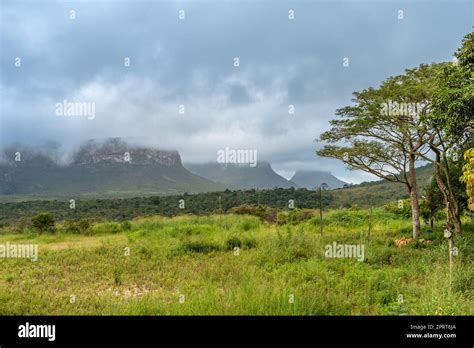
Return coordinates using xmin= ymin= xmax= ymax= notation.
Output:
xmin=290 ymin=170 xmax=348 ymax=189
xmin=184 ymin=162 xmax=297 ymax=189
xmin=0 ymin=137 xmax=435 ymax=205
xmin=0 ymin=138 xmax=224 ymax=198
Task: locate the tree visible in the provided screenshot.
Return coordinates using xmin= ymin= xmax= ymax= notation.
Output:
xmin=318 ymin=64 xmax=440 ymax=239
xmin=431 ymin=31 xmax=473 ymax=142
xmin=461 ymin=148 xmax=474 ymax=211
xmin=420 ymin=30 xmax=474 ymax=234
xmin=31 ymin=212 xmax=55 ymax=233
xmin=421 ymin=176 xmax=445 ymax=229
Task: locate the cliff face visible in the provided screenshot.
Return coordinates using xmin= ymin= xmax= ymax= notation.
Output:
xmin=73 ymin=138 xmax=182 ymax=167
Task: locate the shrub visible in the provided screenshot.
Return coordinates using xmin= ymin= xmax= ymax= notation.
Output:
xmin=277 ymin=209 xmax=315 ymax=225
xmin=225 ymin=236 xmax=242 ymax=250
xmin=229 ymin=204 xmax=271 ymax=221
xmin=180 ymin=241 xmax=221 ymax=254
xmin=383 ymin=199 xmax=412 ymax=219
xmin=225 ymin=236 xmax=257 ymax=250
xmin=31 ymin=213 xmax=55 ymax=233
xmin=78 ymin=218 xmax=92 ymax=233
xmin=63 ymin=218 xmax=93 ymax=234
xmin=63 ymin=220 xmax=80 ymax=234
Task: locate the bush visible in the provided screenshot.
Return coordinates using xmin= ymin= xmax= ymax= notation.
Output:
xmin=63 ymin=220 xmax=80 ymax=234
xmin=277 ymin=209 xmax=315 ymax=225
xmin=384 ymin=199 xmax=412 ymax=219
xmin=31 ymin=213 xmax=55 ymax=233
xmin=63 ymin=218 xmax=92 ymax=234
xmin=225 ymin=236 xmax=242 ymax=250
xmin=224 ymin=236 xmax=257 ymax=250
xmin=78 ymin=218 xmax=93 ymax=233
xmin=180 ymin=241 xmax=221 ymax=254
xmin=229 ymin=204 xmax=273 ymax=221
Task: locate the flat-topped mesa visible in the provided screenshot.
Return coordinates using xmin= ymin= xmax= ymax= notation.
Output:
xmin=73 ymin=138 xmax=182 ymax=167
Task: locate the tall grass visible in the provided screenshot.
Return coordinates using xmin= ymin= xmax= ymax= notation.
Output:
xmin=0 ymin=209 xmax=472 ymax=315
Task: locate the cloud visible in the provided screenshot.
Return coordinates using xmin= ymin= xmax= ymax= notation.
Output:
xmin=1 ymin=0 xmax=472 ymax=183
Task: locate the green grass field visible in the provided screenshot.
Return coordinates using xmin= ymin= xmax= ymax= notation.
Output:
xmin=0 ymin=209 xmax=472 ymax=315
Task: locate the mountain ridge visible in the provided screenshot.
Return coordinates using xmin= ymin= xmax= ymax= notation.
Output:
xmin=0 ymin=138 xmax=225 ymax=197
xmin=0 ymin=138 xmax=428 ymax=202
xmin=184 ymin=161 xmax=298 ymax=189
xmin=290 ymin=170 xmax=347 ymax=189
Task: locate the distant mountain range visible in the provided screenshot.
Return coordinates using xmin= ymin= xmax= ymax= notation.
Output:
xmin=185 ymin=163 xmax=348 ymax=190
xmin=0 ymin=138 xmax=348 ymax=198
xmin=290 ymin=170 xmax=347 ymax=189
xmin=184 ymin=162 xmax=297 ymax=189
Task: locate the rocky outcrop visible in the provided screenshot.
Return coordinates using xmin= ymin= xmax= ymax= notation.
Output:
xmin=73 ymin=138 xmax=182 ymax=167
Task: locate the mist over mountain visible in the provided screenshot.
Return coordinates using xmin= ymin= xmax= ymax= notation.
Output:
xmin=185 ymin=162 xmax=297 ymax=189
xmin=290 ymin=170 xmax=347 ymax=189
xmin=0 ymin=138 xmax=421 ymax=201
xmin=0 ymin=138 xmax=225 ymax=197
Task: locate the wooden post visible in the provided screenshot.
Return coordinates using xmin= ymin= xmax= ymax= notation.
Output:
xmin=445 ymin=202 xmax=454 ymax=275
xmin=218 ymin=195 xmax=222 ymax=224
xmin=448 ymin=236 xmax=454 ymax=272
xmin=368 ymin=205 xmax=372 ymax=241
xmin=319 ymin=187 xmax=323 ymax=236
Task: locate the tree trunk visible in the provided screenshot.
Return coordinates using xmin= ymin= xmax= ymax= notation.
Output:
xmin=409 ymin=154 xmax=421 ymax=239
xmin=447 ymin=189 xmax=462 ymax=235
xmin=431 ymin=148 xmax=463 ymax=235
xmin=410 ymin=186 xmax=421 ymax=239
xmin=319 ymin=187 xmax=323 ymax=236
xmin=452 ymin=211 xmax=462 ymax=235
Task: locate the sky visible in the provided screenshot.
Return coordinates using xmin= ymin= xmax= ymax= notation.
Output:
xmin=0 ymin=0 xmax=472 ymax=183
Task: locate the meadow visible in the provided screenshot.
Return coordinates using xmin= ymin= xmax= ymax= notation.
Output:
xmin=0 ymin=209 xmax=472 ymax=315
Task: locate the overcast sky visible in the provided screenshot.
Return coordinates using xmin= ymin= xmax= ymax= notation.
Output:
xmin=1 ymin=0 xmax=472 ymax=182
